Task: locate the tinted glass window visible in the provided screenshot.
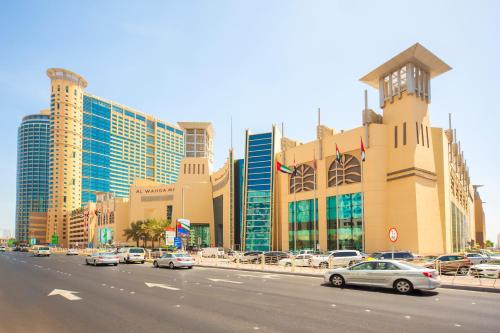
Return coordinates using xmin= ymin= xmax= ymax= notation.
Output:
xmin=129 ymin=248 xmax=144 ymax=254
xmin=377 ymin=262 xmax=399 ymax=270
xmin=351 ymin=262 xmax=377 ymax=270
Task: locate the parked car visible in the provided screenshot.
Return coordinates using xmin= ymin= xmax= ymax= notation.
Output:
xmin=423 ymin=255 xmax=471 ymax=275
xmin=66 ymin=248 xmax=79 ymax=256
xmin=33 ymin=246 xmax=51 ymax=257
xmin=311 ymin=250 xmax=363 ymax=268
xmin=369 ymin=251 xmax=415 ymax=261
xmin=324 ymin=260 xmax=441 ymax=294
xmin=238 ymin=251 xmax=264 ymax=263
xmin=117 ymin=247 xmax=145 ymax=264
xmin=262 ymin=251 xmax=289 ymax=264
xmin=202 ymin=247 xmax=225 ymax=258
xmin=86 ymin=252 xmax=119 ymax=266
xmin=0 ymin=246 xmax=6 ymax=252
xmin=150 ymin=248 xmax=168 ymax=259
xmin=153 ymin=253 xmax=195 ymax=269
xmin=465 ymin=253 xmax=488 ymax=265
xmin=469 ymin=260 xmax=500 ymax=278
xmin=20 ymin=246 xmax=30 ymax=252
xmin=279 ymin=254 xmax=313 ymax=267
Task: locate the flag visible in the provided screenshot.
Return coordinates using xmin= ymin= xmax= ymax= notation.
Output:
xmin=276 ymin=161 xmax=293 ymax=174
xmin=360 ymin=137 xmax=366 ymax=162
xmin=335 ymin=144 xmax=342 ymax=162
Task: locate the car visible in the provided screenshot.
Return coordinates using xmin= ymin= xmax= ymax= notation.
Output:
xmin=202 ymin=247 xmax=225 ymax=258
xmin=262 ymin=251 xmax=289 ymax=264
xmin=153 ymin=253 xmax=195 ymax=269
xmin=311 ymin=250 xmax=363 ymax=268
xmin=33 ymin=246 xmax=51 ymax=257
xmin=469 ymin=260 xmax=500 ymax=278
xmin=66 ymin=248 xmax=79 ymax=256
xmin=237 ymin=251 xmax=264 ymax=263
xmin=370 ymin=251 xmax=415 ymax=261
xmin=279 ymin=254 xmax=313 ymax=267
xmin=117 ymin=247 xmax=146 ymax=264
xmin=20 ymin=246 xmax=30 ymax=252
xmin=423 ymin=255 xmax=472 ymax=275
xmin=86 ymin=252 xmax=119 ymax=266
xmin=324 ymin=260 xmax=441 ymax=294
xmin=465 ymin=253 xmax=488 ymax=265
xmin=0 ymin=246 xmax=6 ymax=252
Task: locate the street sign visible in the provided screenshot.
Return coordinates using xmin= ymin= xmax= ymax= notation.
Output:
xmin=389 ymin=227 xmax=398 ymax=242
xmin=165 ymin=228 xmax=176 ymax=246
xmin=51 ymin=234 xmax=59 ymax=245
xmin=30 ymin=237 xmax=37 ymax=246
xmin=174 ymin=237 xmax=182 ymax=249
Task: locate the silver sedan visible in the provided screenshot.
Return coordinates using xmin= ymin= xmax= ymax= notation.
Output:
xmin=85 ymin=252 xmax=119 ymax=266
xmin=153 ymin=253 xmax=195 ymax=269
xmin=324 ymin=260 xmax=440 ymax=294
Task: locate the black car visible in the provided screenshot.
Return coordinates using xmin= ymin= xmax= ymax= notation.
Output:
xmin=371 ymin=251 xmax=415 ymax=260
xmin=263 ymin=251 xmax=290 ymax=264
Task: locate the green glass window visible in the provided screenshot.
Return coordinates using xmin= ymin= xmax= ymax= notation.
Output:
xmin=326 ymin=192 xmax=363 ymax=251
xmin=288 ymin=199 xmax=318 ymax=251
xmin=189 ymin=224 xmax=210 ymax=247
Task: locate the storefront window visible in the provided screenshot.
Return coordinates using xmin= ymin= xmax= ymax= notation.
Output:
xmin=326 ymin=193 xmax=363 ymax=250
xmin=288 ymin=199 xmax=318 ymax=251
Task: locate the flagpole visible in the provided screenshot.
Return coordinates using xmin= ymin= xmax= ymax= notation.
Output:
xmin=313 ymin=149 xmax=317 ymax=251
xmin=361 ymin=141 xmax=365 ymax=253
xmin=335 ymin=165 xmax=339 ymax=250
xmin=294 ymin=155 xmax=297 ymax=252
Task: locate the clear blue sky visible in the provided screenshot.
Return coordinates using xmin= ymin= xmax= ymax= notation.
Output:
xmin=1 ymin=0 xmax=498 ymax=243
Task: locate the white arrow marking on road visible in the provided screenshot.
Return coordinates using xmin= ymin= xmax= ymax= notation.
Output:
xmin=145 ymin=282 xmax=180 ymax=290
xmin=208 ymin=278 xmax=243 ymax=284
xmin=48 ymin=289 xmax=82 ymax=301
xmin=238 ymin=274 xmax=280 ymax=280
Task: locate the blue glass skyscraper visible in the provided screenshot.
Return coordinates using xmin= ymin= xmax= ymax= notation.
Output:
xmin=16 ymin=111 xmax=50 ymax=242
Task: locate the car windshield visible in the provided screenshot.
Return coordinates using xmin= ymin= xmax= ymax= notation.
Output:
xmin=40 ymin=247 xmax=50 ymax=251
xmin=102 ymin=252 xmax=115 ymax=256
xmin=129 ymin=248 xmax=144 ymax=253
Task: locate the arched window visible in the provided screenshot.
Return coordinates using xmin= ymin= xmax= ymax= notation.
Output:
xmin=290 ymin=164 xmax=315 ymax=193
xmin=328 ymin=154 xmax=361 ymax=187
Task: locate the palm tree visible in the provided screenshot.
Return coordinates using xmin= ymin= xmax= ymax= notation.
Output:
xmin=123 ymin=221 xmax=142 ymax=247
xmin=148 ymin=218 xmax=171 ymax=248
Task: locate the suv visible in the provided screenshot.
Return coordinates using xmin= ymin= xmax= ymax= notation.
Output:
xmin=370 ymin=251 xmax=415 ymax=261
xmin=262 ymin=251 xmax=289 ymax=264
xmin=117 ymin=247 xmax=145 ymax=264
xmin=33 ymin=246 xmax=51 ymax=257
xmin=311 ymin=250 xmax=363 ymax=268
xmin=424 ymin=254 xmax=471 ymax=275
xmin=238 ymin=251 xmax=264 ymax=263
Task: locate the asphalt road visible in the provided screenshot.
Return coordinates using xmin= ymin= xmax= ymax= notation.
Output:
xmin=1 ymin=252 xmax=499 ymax=333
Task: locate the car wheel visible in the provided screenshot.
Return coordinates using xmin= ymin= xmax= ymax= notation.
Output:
xmin=188 ymin=266 xmax=193 ymax=269
xmin=85 ymin=260 xmax=89 ymax=265
xmin=93 ymin=260 xmax=97 ymax=266
xmin=330 ymin=274 xmax=345 ymax=288
xmin=141 ymin=261 xmax=145 ymax=264
xmin=319 ymin=262 xmax=328 ymax=269
xmin=113 ymin=263 xmax=118 ymax=266
xmin=169 ymin=262 xmax=175 ymax=269
xmin=153 ymin=261 xmax=159 ymax=268
xmin=458 ymin=267 xmax=469 ymax=275
xmin=394 ymin=279 xmax=413 ymax=294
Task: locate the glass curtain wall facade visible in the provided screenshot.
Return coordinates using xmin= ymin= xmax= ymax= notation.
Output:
xmin=451 ymin=202 xmax=468 ymax=252
xmin=189 ymin=224 xmax=210 ymax=248
xmin=16 ymin=112 xmax=50 ymax=242
xmin=243 ymin=132 xmax=274 ymax=251
xmin=83 ymin=95 xmax=184 ymax=202
xmin=326 ymin=193 xmax=363 ymax=250
xmin=288 ymin=199 xmax=318 ymax=251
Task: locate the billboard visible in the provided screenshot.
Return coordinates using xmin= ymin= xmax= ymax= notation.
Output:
xmin=176 ymin=218 xmax=190 ymax=237
xmin=165 ymin=227 xmax=176 ymax=246
xmin=98 ymin=227 xmax=114 ymax=245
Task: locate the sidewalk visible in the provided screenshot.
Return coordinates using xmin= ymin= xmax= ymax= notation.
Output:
xmin=195 ymin=258 xmax=500 ymax=293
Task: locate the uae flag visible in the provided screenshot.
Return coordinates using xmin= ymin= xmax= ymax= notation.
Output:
xmin=360 ymin=138 xmax=366 ymax=162
xmin=335 ymin=144 xmax=342 ymax=162
xmin=276 ymin=161 xmax=293 ymax=174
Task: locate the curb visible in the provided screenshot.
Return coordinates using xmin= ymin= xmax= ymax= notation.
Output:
xmin=198 ymin=264 xmax=500 ymax=293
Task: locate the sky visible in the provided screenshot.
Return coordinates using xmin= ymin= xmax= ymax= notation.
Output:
xmin=0 ymin=0 xmax=498 ymax=243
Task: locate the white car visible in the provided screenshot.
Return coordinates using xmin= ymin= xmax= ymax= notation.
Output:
xmin=33 ymin=246 xmax=51 ymax=257
xmin=66 ymin=248 xmax=79 ymax=256
xmin=0 ymin=246 xmax=6 ymax=252
xmin=469 ymin=260 xmax=500 ymax=278
xmin=324 ymin=260 xmax=441 ymax=294
xmin=465 ymin=253 xmax=488 ymax=265
xmin=311 ymin=250 xmax=363 ymax=268
xmin=86 ymin=252 xmax=119 ymax=266
xmin=279 ymin=254 xmax=313 ymax=267
xmin=153 ymin=253 xmax=195 ymax=269
xmin=117 ymin=247 xmax=145 ymax=264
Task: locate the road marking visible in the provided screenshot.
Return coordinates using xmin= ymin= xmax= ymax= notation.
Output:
xmin=110 ymin=286 xmax=115 ymax=289
xmin=102 ymin=283 xmax=106 ymax=286
xmin=48 ymin=289 xmax=82 ymax=301
xmin=175 ymin=304 xmax=181 ymax=308
xmin=253 ymin=327 xmax=260 ymax=330
xmin=120 ymin=289 xmax=124 ymax=291
xmin=130 ymin=291 xmax=135 ymax=294
xmin=454 ymin=324 xmax=462 ymax=327
xmin=404 ymin=315 xmax=411 ymax=319
xmin=208 ymin=278 xmax=243 ymax=284
xmin=145 ymin=282 xmax=180 ymax=290
xmin=365 ymin=309 xmax=371 ymax=313
xmin=331 ymin=304 xmax=336 ymax=307
xmin=435 ymin=298 xmax=439 ymax=301
xmin=471 ymin=302 xmax=476 ymax=305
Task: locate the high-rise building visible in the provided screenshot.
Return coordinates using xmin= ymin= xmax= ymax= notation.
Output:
xmin=241 ymin=126 xmax=281 ymax=251
xmin=43 ymin=68 xmax=184 ymax=246
xmin=16 ymin=110 xmax=50 ymax=242
xmin=46 ymin=68 xmax=87 ymax=245
xmin=178 ymin=122 xmax=214 ymax=171
xmin=82 ymin=94 xmax=184 ymax=202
